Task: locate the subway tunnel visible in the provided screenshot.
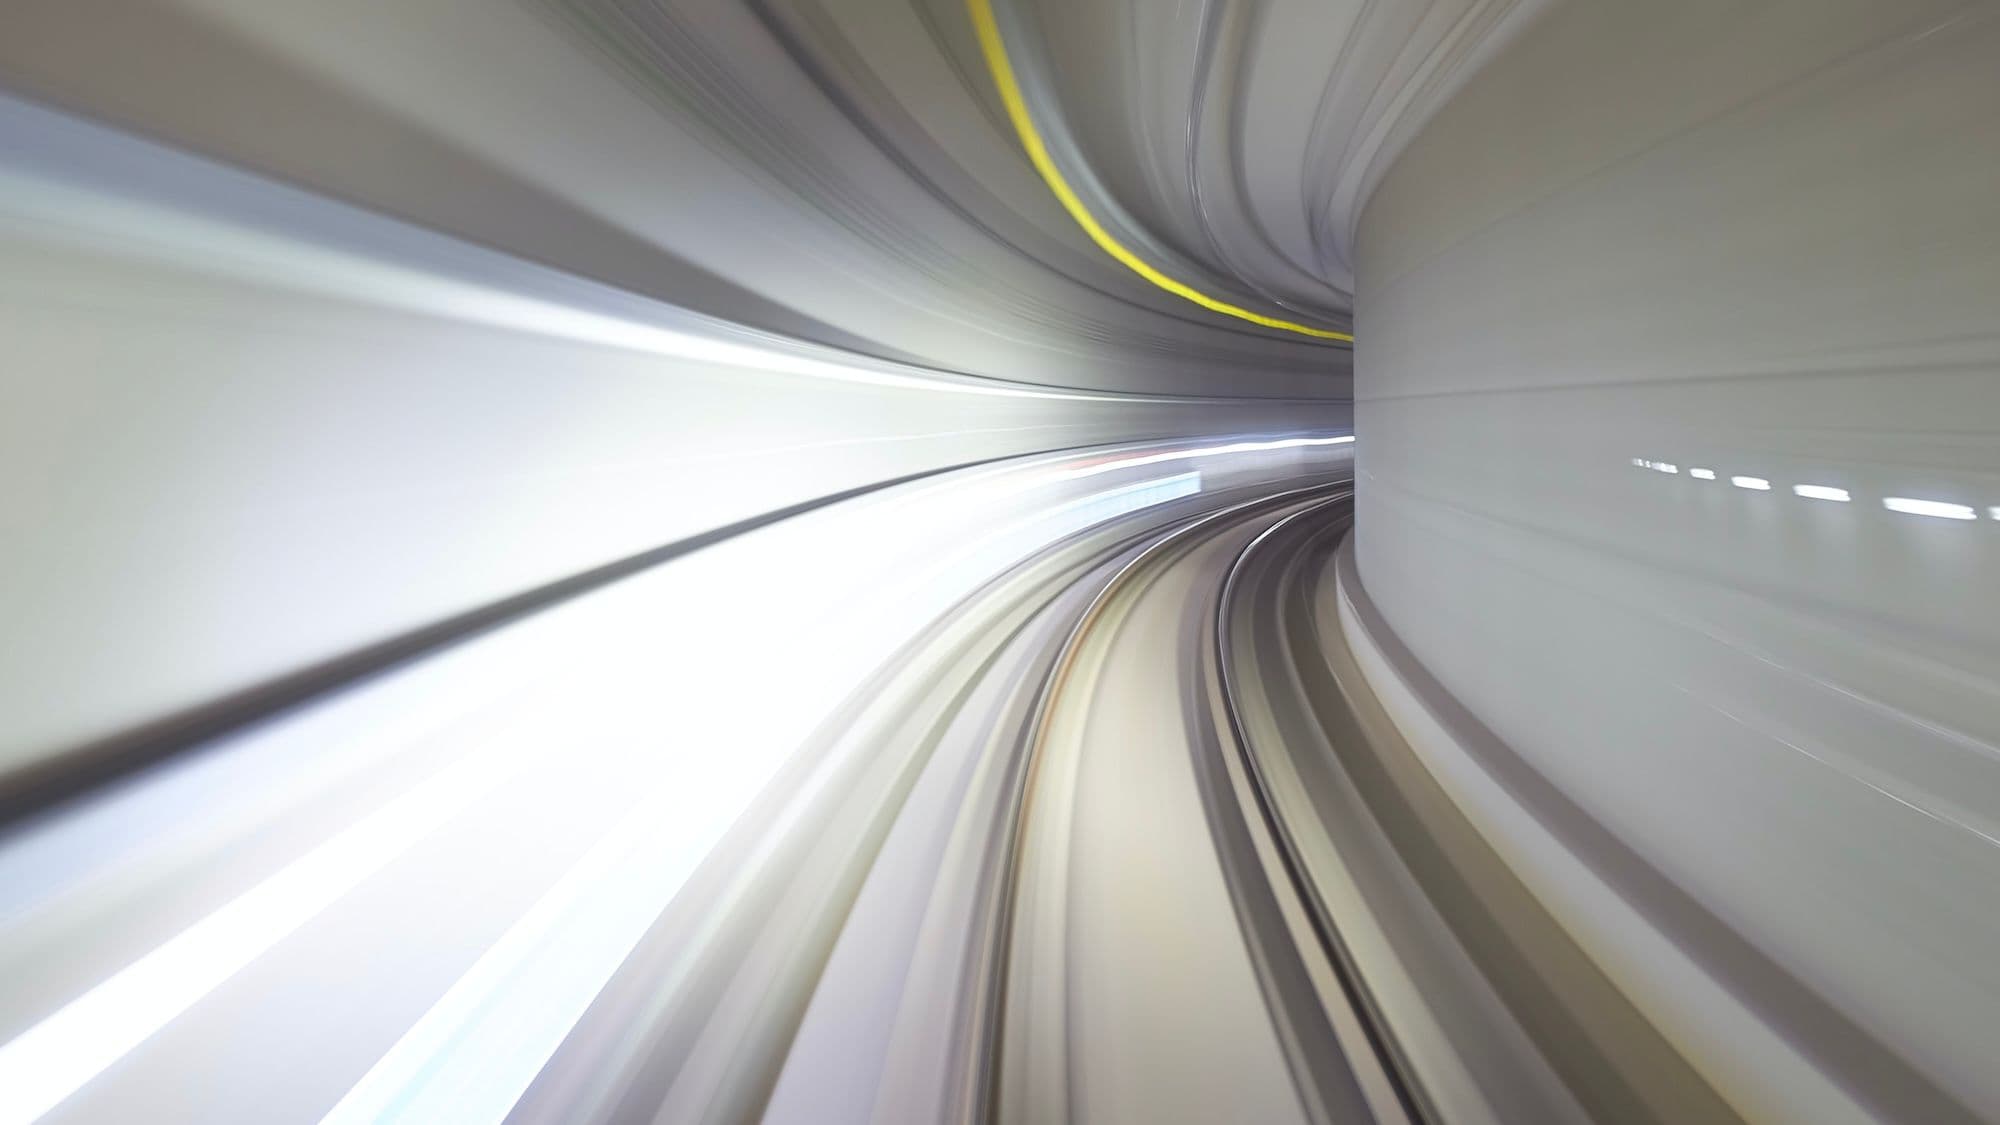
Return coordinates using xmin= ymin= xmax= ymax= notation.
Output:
xmin=1 ymin=1 xmax=1997 ymax=1121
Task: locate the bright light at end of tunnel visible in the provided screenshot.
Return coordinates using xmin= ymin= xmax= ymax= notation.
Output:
xmin=1732 ymin=476 xmax=1771 ymax=491
xmin=1884 ymin=497 xmax=1976 ymax=520
xmin=1690 ymin=468 xmax=1717 ymax=480
xmin=1058 ymin=435 xmax=1350 ymax=480
xmin=1793 ymin=485 xmax=1850 ymax=502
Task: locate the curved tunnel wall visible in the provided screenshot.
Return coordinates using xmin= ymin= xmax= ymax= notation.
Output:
xmin=0 ymin=0 xmax=1347 ymax=397
xmin=1352 ymin=0 xmax=2000 ymax=1110
xmin=0 ymin=91 xmax=1343 ymax=768
xmin=3 ymin=0 xmax=2000 ymax=1118
xmin=0 ymin=0 xmax=1366 ymax=768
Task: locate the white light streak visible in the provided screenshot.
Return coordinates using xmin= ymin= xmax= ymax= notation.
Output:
xmin=321 ymin=778 xmax=728 ymax=1124
xmin=1059 ymin=435 xmax=1351 ymax=480
xmin=0 ymin=100 xmax=1229 ymax=408
xmin=1631 ymin=458 xmax=1677 ymax=474
xmin=1731 ymin=476 xmax=1772 ymax=491
xmin=1792 ymin=485 xmax=1850 ymax=502
xmin=0 ymin=748 xmax=524 ymax=1123
xmin=1883 ymin=497 xmax=1975 ymax=520
xmin=0 ymin=441 xmax=1342 ymax=1124
xmin=1690 ymin=468 xmax=1716 ymax=480
xmin=317 ymin=463 xmax=1212 ymax=1121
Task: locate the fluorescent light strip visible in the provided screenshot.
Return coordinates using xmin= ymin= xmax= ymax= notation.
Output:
xmin=1731 ymin=476 xmax=1771 ymax=491
xmin=1883 ymin=497 xmax=1975 ymax=520
xmin=0 ymin=748 xmax=524 ymax=1123
xmin=1690 ymin=468 xmax=1716 ymax=480
xmin=1792 ymin=485 xmax=1850 ymax=502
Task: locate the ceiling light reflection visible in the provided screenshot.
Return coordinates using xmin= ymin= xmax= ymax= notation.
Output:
xmin=1883 ymin=497 xmax=1975 ymax=520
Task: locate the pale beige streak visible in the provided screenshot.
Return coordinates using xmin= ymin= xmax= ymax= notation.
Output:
xmin=1000 ymin=528 xmax=1308 ymax=1125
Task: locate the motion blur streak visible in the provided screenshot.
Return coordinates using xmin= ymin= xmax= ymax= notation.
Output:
xmin=2 ymin=1 xmax=1999 ymax=1124
xmin=963 ymin=0 xmax=1354 ymax=340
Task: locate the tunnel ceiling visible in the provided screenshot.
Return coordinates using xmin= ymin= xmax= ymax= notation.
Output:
xmin=1006 ymin=0 xmax=1537 ymax=326
xmin=0 ymin=0 xmax=1528 ymax=398
xmin=519 ymin=0 xmax=1540 ymax=395
xmin=0 ymin=0 xmax=1528 ymax=399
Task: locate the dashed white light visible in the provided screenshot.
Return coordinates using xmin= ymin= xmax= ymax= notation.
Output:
xmin=1633 ymin=457 xmax=1993 ymax=521
xmin=1884 ymin=497 xmax=1975 ymax=520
